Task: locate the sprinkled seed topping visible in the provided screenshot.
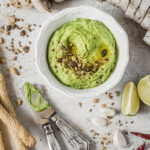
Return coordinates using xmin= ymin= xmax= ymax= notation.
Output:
xmin=61 ymin=45 xmax=68 ymax=51
xmin=71 ymin=56 xmax=77 ymax=62
xmin=57 ymin=58 xmax=63 ymax=63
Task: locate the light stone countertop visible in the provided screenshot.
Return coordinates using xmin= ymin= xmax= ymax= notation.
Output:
xmin=0 ymin=0 xmax=150 ymax=150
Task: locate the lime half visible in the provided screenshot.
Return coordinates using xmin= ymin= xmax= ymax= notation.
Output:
xmin=138 ymin=75 xmax=150 ymax=106
xmin=121 ymin=81 xmax=140 ymax=116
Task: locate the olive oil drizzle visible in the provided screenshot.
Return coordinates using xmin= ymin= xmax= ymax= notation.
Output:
xmin=56 ymin=41 xmax=110 ymax=77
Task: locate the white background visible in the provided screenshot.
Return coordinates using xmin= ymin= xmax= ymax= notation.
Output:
xmin=0 ymin=0 xmax=150 ymax=150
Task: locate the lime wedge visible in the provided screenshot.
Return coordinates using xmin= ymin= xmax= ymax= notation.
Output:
xmin=121 ymin=81 xmax=140 ymax=116
xmin=138 ymin=75 xmax=150 ymax=106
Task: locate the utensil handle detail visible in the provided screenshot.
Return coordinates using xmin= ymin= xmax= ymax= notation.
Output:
xmin=54 ymin=116 xmax=90 ymax=150
xmin=43 ymin=123 xmax=61 ymax=150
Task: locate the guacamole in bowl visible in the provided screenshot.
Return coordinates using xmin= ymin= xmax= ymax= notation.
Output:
xmin=47 ymin=18 xmax=117 ymax=89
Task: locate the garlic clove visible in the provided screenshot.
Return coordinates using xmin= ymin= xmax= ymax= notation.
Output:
xmin=113 ymin=129 xmax=127 ymax=148
xmin=89 ymin=117 xmax=107 ymax=127
xmin=100 ymin=107 xmax=115 ymax=117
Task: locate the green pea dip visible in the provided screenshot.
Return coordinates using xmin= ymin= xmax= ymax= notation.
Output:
xmin=47 ymin=18 xmax=117 ymax=89
xmin=24 ymin=82 xmax=50 ymax=112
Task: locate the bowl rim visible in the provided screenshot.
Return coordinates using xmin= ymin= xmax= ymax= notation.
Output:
xmin=35 ymin=5 xmax=129 ymax=98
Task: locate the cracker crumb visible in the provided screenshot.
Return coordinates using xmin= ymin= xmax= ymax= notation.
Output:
xmin=100 ymin=145 xmax=105 ymax=150
xmin=111 ymin=102 xmax=114 ymax=106
xmin=0 ymin=37 xmax=4 ymax=44
xmin=6 ymin=25 xmax=12 ymax=31
xmin=20 ymin=30 xmax=26 ymax=36
xmin=108 ymin=139 xmax=113 ymax=143
xmin=8 ymin=16 xmax=15 ymax=25
xmin=0 ymin=57 xmax=5 ymax=64
xmin=0 ymin=30 xmax=4 ymax=34
xmin=16 ymin=99 xmax=22 ymax=105
xmin=101 ymin=137 xmax=106 ymax=141
xmin=15 ymin=49 xmax=21 ymax=54
xmin=93 ymin=98 xmax=98 ymax=103
xmin=106 ymin=92 xmax=113 ymax=99
xmin=89 ymin=109 xmax=92 ymax=112
xmin=3 ymin=3 xmax=9 ymax=8
xmin=79 ymin=128 xmax=83 ymax=132
xmin=10 ymin=68 xmax=19 ymax=75
xmin=22 ymin=24 xmax=30 ymax=30
xmin=6 ymin=32 xmax=10 ymax=36
xmin=107 ymin=116 xmax=113 ymax=119
xmin=115 ymin=91 xmax=120 ymax=96
xmin=78 ymin=102 xmax=82 ymax=107
xmin=13 ymin=57 xmax=17 ymax=60
xmin=17 ymin=65 xmax=21 ymax=70
xmin=91 ymin=130 xmax=96 ymax=136
xmin=106 ymin=121 xmax=111 ymax=125
xmin=22 ymin=46 xmax=29 ymax=53
xmin=101 ymin=104 xmax=106 ymax=108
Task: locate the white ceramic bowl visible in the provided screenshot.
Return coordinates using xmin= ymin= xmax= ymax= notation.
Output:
xmin=36 ymin=5 xmax=129 ymax=98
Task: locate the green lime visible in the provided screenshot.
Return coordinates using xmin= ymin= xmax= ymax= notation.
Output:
xmin=138 ymin=75 xmax=150 ymax=106
xmin=121 ymin=81 xmax=140 ymax=116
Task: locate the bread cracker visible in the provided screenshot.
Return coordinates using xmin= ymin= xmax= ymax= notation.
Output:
xmin=141 ymin=8 xmax=150 ymax=29
xmin=143 ymin=29 xmax=150 ymax=45
xmin=134 ymin=0 xmax=150 ymax=24
xmin=32 ymin=0 xmax=52 ymax=13
xmin=125 ymin=0 xmax=142 ymax=19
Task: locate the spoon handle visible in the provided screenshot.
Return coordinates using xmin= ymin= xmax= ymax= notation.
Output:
xmin=43 ymin=123 xmax=61 ymax=150
xmin=51 ymin=115 xmax=90 ymax=150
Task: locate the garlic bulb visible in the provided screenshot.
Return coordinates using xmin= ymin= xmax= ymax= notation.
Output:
xmin=113 ymin=129 xmax=127 ymax=148
xmin=89 ymin=117 xmax=107 ymax=127
xmin=100 ymin=107 xmax=115 ymax=117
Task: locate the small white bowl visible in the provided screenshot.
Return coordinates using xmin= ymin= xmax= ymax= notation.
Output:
xmin=36 ymin=5 xmax=129 ymax=98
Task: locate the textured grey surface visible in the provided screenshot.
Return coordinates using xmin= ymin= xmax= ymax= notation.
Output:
xmin=0 ymin=0 xmax=150 ymax=150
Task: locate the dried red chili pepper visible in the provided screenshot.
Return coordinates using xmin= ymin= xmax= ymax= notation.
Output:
xmin=131 ymin=132 xmax=150 ymax=140
xmin=137 ymin=143 xmax=146 ymax=150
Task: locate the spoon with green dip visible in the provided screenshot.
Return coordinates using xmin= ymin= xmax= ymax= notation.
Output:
xmin=23 ymin=82 xmax=90 ymax=150
xmin=23 ymin=82 xmax=61 ymax=150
